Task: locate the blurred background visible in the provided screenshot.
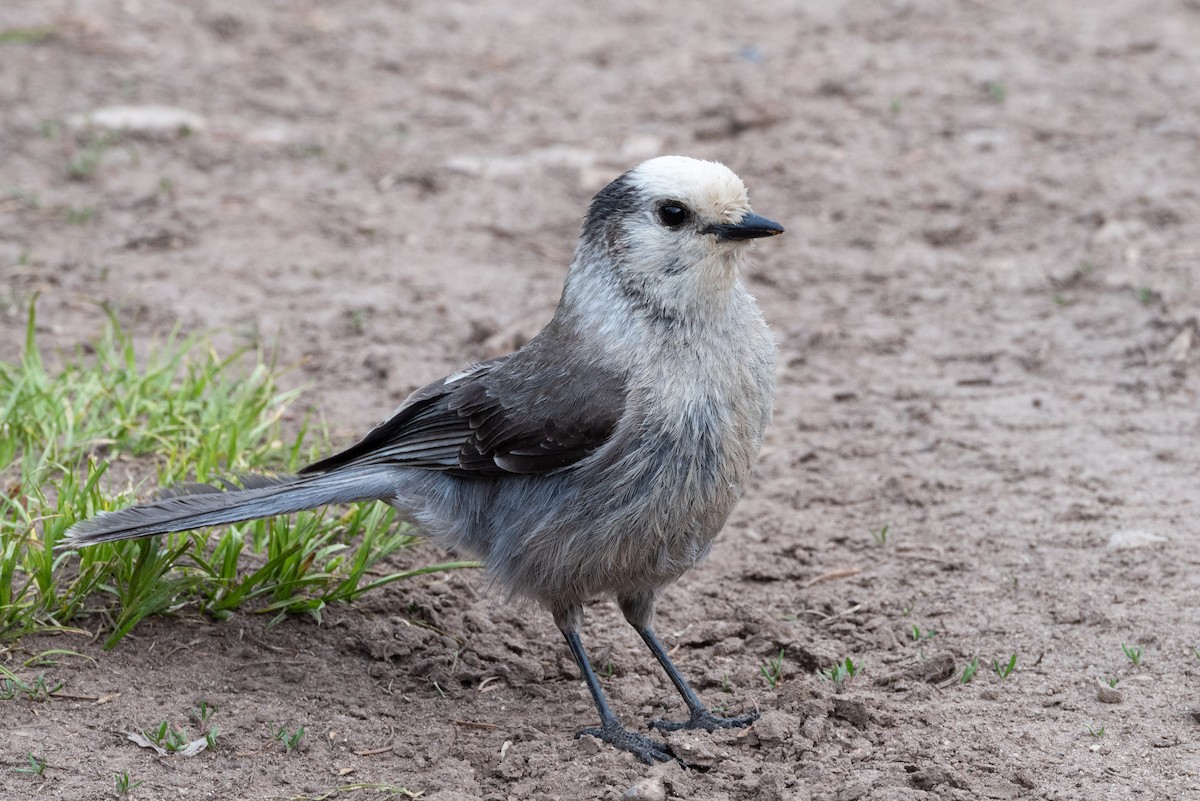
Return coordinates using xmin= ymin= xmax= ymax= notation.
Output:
xmin=2 ymin=1 xmax=1199 ymax=798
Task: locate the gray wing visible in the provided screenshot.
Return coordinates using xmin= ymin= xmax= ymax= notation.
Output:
xmin=298 ymin=355 xmax=627 ymax=478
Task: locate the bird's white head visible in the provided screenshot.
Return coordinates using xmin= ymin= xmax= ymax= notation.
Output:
xmin=567 ymin=156 xmax=783 ymax=323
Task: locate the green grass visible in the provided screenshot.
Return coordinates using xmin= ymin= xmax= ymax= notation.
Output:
xmin=193 ymin=699 xmax=217 ymax=724
xmin=1121 ymin=642 xmax=1143 ymax=666
xmin=991 ymin=653 xmax=1017 ymax=680
xmin=115 ymin=771 xmax=143 ymax=795
xmin=760 ymin=648 xmax=785 ymax=689
xmin=127 ymin=702 xmax=220 ymax=756
xmin=821 ymin=656 xmax=859 ymax=683
xmin=272 ymin=723 xmax=306 ymax=753
xmin=12 ymin=752 xmax=47 ymax=776
xmin=910 ymin=624 xmax=937 ymax=642
xmin=0 ymin=27 xmax=54 ymax=44
xmin=0 ymin=302 xmax=476 ymax=646
xmin=140 ymin=719 xmax=202 ymax=753
xmin=64 ymin=205 xmax=100 ymax=225
xmin=0 ymin=663 xmax=63 ymax=700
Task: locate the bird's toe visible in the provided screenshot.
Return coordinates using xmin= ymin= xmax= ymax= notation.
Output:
xmin=576 ymin=722 xmax=675 ymax=764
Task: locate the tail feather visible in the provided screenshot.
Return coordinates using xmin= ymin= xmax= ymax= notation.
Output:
xmin=65 ymin=467 xmax=401 ymax=546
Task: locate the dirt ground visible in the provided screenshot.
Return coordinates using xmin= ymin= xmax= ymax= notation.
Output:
xmin=3 ymin=0 xmax=1200 ymax=799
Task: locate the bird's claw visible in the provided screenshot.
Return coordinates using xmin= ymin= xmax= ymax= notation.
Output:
xmin=649 ymin=708 xmax=759 ymax=733
xmin=576 ymin=721 xmax=675 ymax=764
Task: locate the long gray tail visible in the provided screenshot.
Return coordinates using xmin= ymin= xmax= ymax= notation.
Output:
xmin=64 ymin=467 xmax=402 ymax=546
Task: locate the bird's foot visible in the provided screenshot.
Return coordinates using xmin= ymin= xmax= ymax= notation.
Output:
xmin=649 ymin=707 xmax=759 ymax=733
xmin=576 ymin=721 xmax=675 ymax=764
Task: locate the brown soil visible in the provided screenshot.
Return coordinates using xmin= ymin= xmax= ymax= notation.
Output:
xmin=3 ymin=1 xmax=1200 ymax=799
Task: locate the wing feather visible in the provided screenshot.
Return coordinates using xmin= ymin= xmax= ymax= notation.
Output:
xmin=299 ymin=351 xmax=626 ymax=478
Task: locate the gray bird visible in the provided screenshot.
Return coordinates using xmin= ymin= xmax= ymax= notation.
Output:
xmin=66 ymin=155 xmax=784 ymax=763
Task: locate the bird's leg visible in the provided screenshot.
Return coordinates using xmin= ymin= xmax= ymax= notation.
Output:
xmin=619 ymin=593 xmax=758 ymax=733
xmin=635 ymin=626 xmax=759 ymax=732
xmin=559 ymin=625 xmax=674 ymax=764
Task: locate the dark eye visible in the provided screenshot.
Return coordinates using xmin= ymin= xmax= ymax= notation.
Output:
xmin=657 ymin=203 xmax=690 ymax=228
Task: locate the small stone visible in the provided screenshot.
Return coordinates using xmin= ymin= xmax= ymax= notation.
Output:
xmin=902 ymin=652 xmax=956 ymax=684
xmin=752 ymin=710 xmax=802 ymax=746
xmin=922 ymin=214 xmax=975 ymax=247
xmin=622 ymin=777 xmax=665 ymax=801
xmin=836 ymin=783 xmax=869 ymax=801
xmin=67 ymin=105 xmax=205 ymax=138
xmin=801 ymin=713 xmax=826 ymax=743
xmin=574 ymin=733 xmax=603 ymax=755
xmin=1095 ymin=678 xmax=1124 ymax=704
xmin=1107 ymin=529 xmax=1167 ymax=549
xmin=910 ymin=764 xmax=968 ymax=791
xmin=282 ymin=668 xmax=306 ymax=684
xmin=495 ymin=753 xmax=524 ymax=780
xmin=664 ymin=732 xmax=722 ymax=769
xmin=1165 ymin=325 xmax=1194 ymax=362
xmin=752 ymin=769 xmax=786 ymax=801
xmin=832 ymin=698 xmax=872 ymax=729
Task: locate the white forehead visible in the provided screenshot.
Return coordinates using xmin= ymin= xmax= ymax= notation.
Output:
xmin=629 ymin=156 xmax=751 ymax=222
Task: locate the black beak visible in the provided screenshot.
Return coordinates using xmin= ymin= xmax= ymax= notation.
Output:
xmin=708 ymin=213 xmax=785 ymax=241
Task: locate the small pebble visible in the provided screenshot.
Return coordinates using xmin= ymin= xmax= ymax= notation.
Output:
xmin=1095 ymin=678 xmax=1124 ymax=704
xmin=67 ymin=105 xmax=205 ymax=138
xmin=1107 ymin=529 xmax=1167 ymax=549
xmin=622 ymin=777 xmax=665 ymax=801
xmin=665 ymin=732 xmax=722 ymax=769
